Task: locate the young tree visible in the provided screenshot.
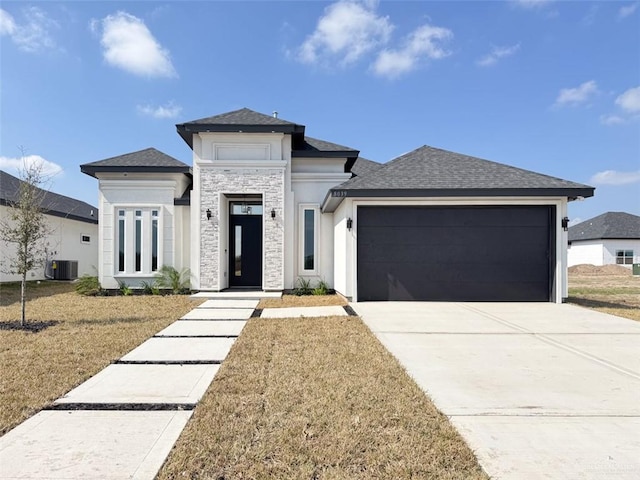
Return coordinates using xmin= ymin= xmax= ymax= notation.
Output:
xmin=0 ymin=156 xmax=53 ymax=326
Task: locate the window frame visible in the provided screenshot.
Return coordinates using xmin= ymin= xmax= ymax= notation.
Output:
xmin=80 ymin=234 xmax=91 ymax=244
xmin=616 ymin=250 xmax=634 ymax=265
xmin=298 ymin=204 xmax=319 ymax=275
xmin=115 ymin=207 xmax=162 ymax=276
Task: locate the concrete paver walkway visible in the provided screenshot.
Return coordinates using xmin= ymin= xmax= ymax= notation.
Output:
xmin=0 ymin=292 xmax=271 ymax=479
xmin=354 ymin=302 xmax=640 ymax=480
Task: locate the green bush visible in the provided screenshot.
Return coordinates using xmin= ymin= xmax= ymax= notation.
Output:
xmin=154 ymin=265 xmax=191 ymax=294
xmin=141 ymin=280 xmax=161 ymax=295
xmin=313 ymin=279 xmax=331 ymax=296
xmin=293 ymin=277 xmax=313 ymax=296
xmin=75 ymin=275 xmax=102 ymax=296
xmin=117 ymin=280 xmax=133 ymax=296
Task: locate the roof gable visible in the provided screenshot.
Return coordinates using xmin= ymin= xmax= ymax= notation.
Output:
xmin=569 ymin=212 xmax=640 ymax=241
xmin=0 ymin=170 xmax=98 ymax=224
xmin=80 ymin=148 xmax=190 ymax=178
xmin=176 ymin=108 xmax=305 ymax=148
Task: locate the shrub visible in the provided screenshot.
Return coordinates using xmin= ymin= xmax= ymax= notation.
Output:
xmin=155 ymin=265 xmax=191 ymax=294
xmin=313 ymin=279 xmax=331 ymax=296
xmin=141 ymin=280 xmax=160 ymax=295
xmin=293 ymin=277 xmax=313 ymax=296
xmin=117 ymin=281 xmax=133 ymax=296
xmin=75 ymin=275 xmax=102 ymax=296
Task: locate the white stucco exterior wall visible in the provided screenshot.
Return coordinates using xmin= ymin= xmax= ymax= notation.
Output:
xmin=95 ymin=173 xmax=189 ymax=289
xmin=0 ymin=205 xmax=98 ymax=282
xmin=568 ymin=239 xmax=640 ymax=267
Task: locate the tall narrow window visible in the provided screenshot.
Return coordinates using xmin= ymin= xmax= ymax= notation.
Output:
xmin=118 ymin=210 xmax=125 ymax=272
xmin=303 ymin=209 xmax=315 ymax=270
xmin=235 ymin=225 xmax=242 ymax=276
xmin=135 ymin=210 xmax=142 ymax=272
xmin=151 ymin=210 xmax=158 ymax=271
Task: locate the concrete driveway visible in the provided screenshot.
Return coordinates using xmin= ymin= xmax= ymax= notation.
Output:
xmin=353 ymin=302 xmax=640 ymax=480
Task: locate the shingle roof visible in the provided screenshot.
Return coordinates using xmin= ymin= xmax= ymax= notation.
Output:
xmin=181 ymin=108 xmax=299 ymax=127
xmin=80 ymin=148 xmax=190 ymax=178
xmin=350 ymin=157 xmax=382 ymax=177
xmin=0 ymin=170 xmax=98 ymax=224
xmin=569 ymin=212 xmax=640 ymax=241
xmin=176 ymin=108 xmax=305 ymax=147
xmin=298 ymin=136 xmax=359 ymax=153
xmin=336 ymin=145 xmax=593 ymax=194
xmin=322 ymin=145 xmax=594 ymax=212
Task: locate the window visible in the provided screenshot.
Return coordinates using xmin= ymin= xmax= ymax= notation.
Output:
xmin=81 ymin=234 xmax=91 ymax=244
xmin=616 ymin=250 xmax=633 ymax=265
xmin=115 ymin=207 xmax=161 ymax=274
xmin=299 ymin=205 xmax=319 ymax=273
xmin=118 ymin=210 xmax=125 ymax=272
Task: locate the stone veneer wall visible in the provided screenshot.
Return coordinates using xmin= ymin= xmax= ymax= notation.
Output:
xmin=200 ymin=167 xmax=285 ymax=290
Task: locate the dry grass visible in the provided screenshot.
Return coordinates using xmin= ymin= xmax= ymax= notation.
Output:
xmin=159 ymin=316 xmax=487 ymax=480
xmin=568 ymin=272 xmax=640 ymax=321
xmin=0 ymin=281 xmax=200 ymax=434
xmin=258 ymin=294 xmax=347 ymax=309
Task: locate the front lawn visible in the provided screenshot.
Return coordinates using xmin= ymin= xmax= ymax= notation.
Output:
xmin=158 ymin=316 xmax=487 ymax=480
xmin=0 ymin=281 xmax=199 ymax=434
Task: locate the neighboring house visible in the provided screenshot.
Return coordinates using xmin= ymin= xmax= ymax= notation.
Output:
xmin=0 ymin=170 xmax=99 ymax=282
xmin=568 ymin=212 xmax=640 ymax=267
xmin=81 ymin=108 xmax=594 ymax=302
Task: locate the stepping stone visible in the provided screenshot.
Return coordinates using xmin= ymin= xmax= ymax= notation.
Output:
xmin=181 ymin=308 xmax=254 ymax=320
xmin=198 ymin=299 xmax=259 ymax=309
xmin=55 ymin=364 xmax=219 ymax=405
xmin=260 ymin=305 xmax=348 ymax=319
xmin=0 ymin=410 xmax=191 ymax=479
xmin=120 ymin=337 xmax=236 ymax=362
xmin=157 ymin=320 xmax=246 ymax=337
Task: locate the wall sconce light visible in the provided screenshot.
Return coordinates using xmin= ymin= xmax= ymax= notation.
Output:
xmin=346 ymin=218 xmax=353 ymax=230
xmin=206 ymin=208 xmax=212 ymax=220
xmin=271 ymin=208 xmax=276 ymax=219
xmin=562 ymin=217 xmax=569 ymax=231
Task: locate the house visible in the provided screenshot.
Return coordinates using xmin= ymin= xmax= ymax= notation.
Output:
xmin=0 ymin=170 xmax=99 ymax=282
xmin=568 ymin=212 xmax=640 ymax=267
xmin=80 ymin=108 xmax=594 ymax=302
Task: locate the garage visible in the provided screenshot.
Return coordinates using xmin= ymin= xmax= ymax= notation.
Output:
xmin=357 ymin=205 xmax=555 ymax=302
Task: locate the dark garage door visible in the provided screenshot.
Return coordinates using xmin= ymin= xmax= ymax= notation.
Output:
xmin=357 ymin=206 xmax=555 ymax=302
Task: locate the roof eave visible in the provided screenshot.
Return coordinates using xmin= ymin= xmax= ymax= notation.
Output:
xmin=81 ymin=165 xmax=192 ymax=178
xmin=176 ymin=123 xmax=305 ymax=149
xmin=328 ymin=187 xmax=595 ymax=199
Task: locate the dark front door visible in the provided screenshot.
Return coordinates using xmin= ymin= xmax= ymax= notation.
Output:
xmin=229 ymin=215 xmax=262 ymax=287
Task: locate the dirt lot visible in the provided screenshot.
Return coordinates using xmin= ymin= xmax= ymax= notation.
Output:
xmin=568 ymin=264 xmax=639 ymax=321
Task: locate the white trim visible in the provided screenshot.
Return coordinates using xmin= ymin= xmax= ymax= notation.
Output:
xmin=202 ymin=160 xmax=287 ymax=169
xmin=113 ymin=206 xmax=163 ymax=276
xmin=291 ymin=173 xmax=352 ymax=182
xmin=348 ymin=197 xmax=567 ymax=303
xmin=214 ymin=143 xmax=271 ymax=161
xmin=298 ymin=203 xmax=320 ymax=276
xmin=80 ymin=234 xmax=91 ymax=244
xmin=101 ymin=180 xmax=177 ymax=190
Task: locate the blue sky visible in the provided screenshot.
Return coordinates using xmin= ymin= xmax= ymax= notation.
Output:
xmin=1 ymin=0 xmax=638 ymax=224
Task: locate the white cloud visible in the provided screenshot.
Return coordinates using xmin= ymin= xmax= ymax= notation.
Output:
xmin=512 ymin=0 xmax=553 ymax=9
xmin=615 ymin=86 xmax=640 ymax=114
xmin=590 ymin=170 xmax=640 ymax=186
xmin=600 ymin=114 xmax=626 ymax=126
xmin=0 ymin=8 xmax=17 ymax=36
xmin=553 ymin=80 xmax=598 ymax=108
xmin=137 ymin=101 xmax=182 ymax=119
xmin=297 ymin=0 xmax=393 ymax=67
xmin=569 ymin=217 xmax=583 ymax=226
xmin=0 ymin=154 xmax=63 ymax=177
xmin=94 ymin=11 xmax=176 ymax=78
xmin=0 ymin=7 xmax=59 ymax=53
xmin=618 ymin=2 xmax=639 ymax=19
xmin=476 ymin=43 xmax=520 ymax=67
xmin=372 ymin=24 xmax=453 ymax=79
